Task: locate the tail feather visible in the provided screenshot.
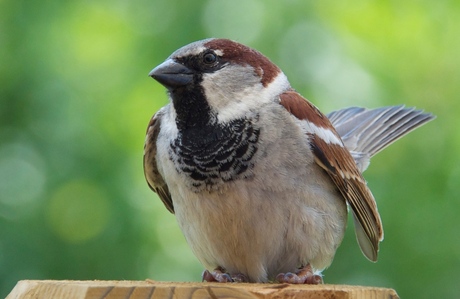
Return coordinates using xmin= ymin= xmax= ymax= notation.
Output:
xmin=328 ymin=105 xmax=435 ymax=172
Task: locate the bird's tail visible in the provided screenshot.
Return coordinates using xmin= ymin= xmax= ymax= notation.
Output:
xmin=327 ymin=105 xmax=435 ymax=172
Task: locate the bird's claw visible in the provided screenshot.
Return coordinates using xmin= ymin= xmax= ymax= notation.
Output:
xmin=202 ymin=267 xmax=248 ymax=283
xmin=276 ymin=264 xmax=323 ymax=284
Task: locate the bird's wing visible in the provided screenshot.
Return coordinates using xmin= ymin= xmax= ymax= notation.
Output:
xmin=279 ymin=90 xmax=383 ymax=261
xmin=144 ymin=109 xmax=174 ymax=214
xmin=327 ymin=105 xmax=435 ymax=172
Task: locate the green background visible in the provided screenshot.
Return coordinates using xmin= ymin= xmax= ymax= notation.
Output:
xmin=1 ymin=1 xmax=458 ymax=298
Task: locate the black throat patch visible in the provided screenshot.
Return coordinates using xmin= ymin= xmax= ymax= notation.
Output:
xmin=169 ymin=117 xmax=260 ymax=192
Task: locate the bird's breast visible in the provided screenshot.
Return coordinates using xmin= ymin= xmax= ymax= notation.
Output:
xmin=156 ymin=104 xmax=348 ymax=281
xmin=168 ymin=116 xmax=260 ymax=192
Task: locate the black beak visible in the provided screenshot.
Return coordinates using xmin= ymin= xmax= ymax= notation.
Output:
xmin=149 ymin=59 xmax=193 ymax=89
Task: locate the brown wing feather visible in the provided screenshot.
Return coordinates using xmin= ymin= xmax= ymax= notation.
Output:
xmin=279 ymin=90 xmax=383 ymax=261
xmin=144 ymin=110 xmax=174 ymax=214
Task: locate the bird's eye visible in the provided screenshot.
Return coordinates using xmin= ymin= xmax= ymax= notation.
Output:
xmin=203 ymin=52 xmax=217 ymax=64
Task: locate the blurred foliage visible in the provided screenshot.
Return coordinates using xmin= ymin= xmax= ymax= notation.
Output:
xmin=0 ymin=0 xmax=458 ymax=298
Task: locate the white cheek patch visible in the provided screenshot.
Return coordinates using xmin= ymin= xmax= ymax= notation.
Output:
xmin=202 ymin=71 xmax=290 ymax=123
xmin=304 ymin=121 xmax=343 ymax=146
xmin=265 ymin=71 xmax=290 ymax=96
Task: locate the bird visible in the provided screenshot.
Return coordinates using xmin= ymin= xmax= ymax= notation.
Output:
xmin=143 ymin=38 xmax=435 ymax=284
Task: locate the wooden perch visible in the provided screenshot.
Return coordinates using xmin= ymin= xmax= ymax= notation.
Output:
xmin=6 ymin=280 xmax=399 ymax=299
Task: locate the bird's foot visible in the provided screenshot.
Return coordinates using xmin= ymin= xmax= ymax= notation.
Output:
xmin=276 ymin=264 xmax=323 ymax=284
xmin=202 ymin=267 xmax=248 ymax=283
xmin=202 ymin=268 xmax=232 ymax=282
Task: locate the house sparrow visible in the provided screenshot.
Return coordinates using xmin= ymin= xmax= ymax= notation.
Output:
xmin=144 ymin=38 xmax=434 ymax=284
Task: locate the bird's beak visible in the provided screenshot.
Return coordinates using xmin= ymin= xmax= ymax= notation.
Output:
xmin=149 ymin=59 xmax=193 ymax=89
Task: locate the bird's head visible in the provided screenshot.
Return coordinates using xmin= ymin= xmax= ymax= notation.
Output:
xmin=149 ymin=38 xmax=291 ymax=127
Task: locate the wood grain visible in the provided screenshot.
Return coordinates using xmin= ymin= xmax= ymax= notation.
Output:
xmin=6 ymin=280 xmax=399 ymax=299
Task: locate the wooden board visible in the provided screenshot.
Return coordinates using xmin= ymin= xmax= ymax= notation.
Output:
xmin=6 ymin=280 xmax=399 ymax=299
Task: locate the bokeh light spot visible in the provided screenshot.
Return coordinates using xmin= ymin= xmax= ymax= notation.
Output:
xmin=46 ymin=180 xmax=111 ymax=243
xmin=69 ymin=4 xmax=132 ymax=68
xmin=278 ymin=22 xmax=381 ymax=110
xmin=202 ymin=0 xmax=265 ymax=44
xmin=122 ymin=1 xmax=177 ymax=36
xmin=0 ymin=141 xmax=46 ymax=217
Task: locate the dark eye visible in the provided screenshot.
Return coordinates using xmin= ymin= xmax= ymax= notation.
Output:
xmin=203 ymin=52 xmax=217 ymax=64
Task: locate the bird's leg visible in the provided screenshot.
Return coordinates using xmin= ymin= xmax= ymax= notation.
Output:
xmin=275 ymin=264 xmax=323 ymax=284
xmin=202 ymin=267 xmax=248 ymax=283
